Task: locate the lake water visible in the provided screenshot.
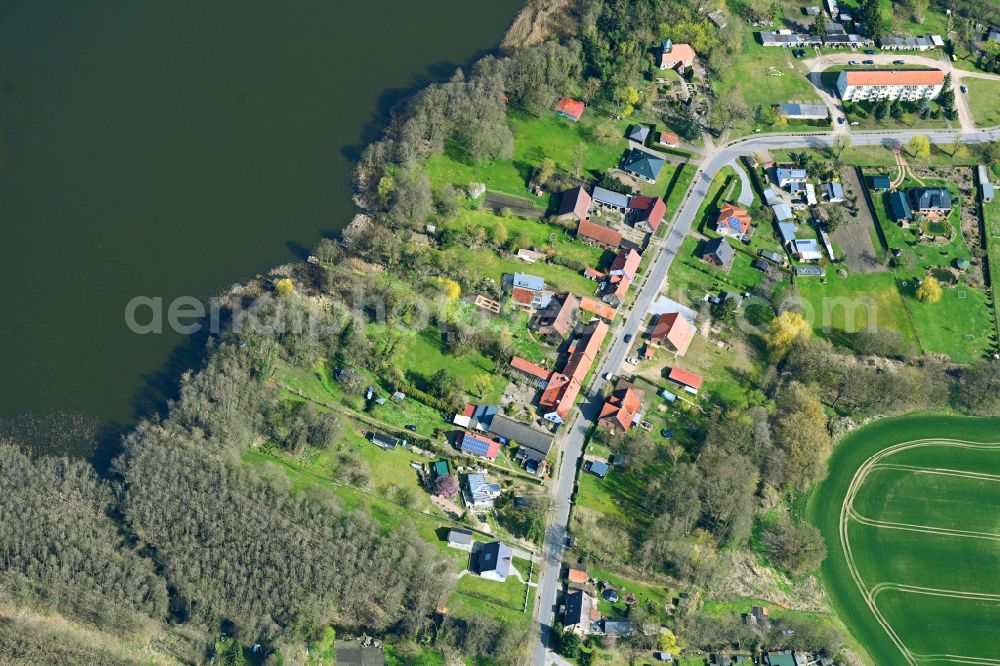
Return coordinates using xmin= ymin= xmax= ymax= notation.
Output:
xmin=0 ymin=1 xmax=521 ymax=460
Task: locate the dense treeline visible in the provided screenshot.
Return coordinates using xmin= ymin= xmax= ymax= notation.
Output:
xmin=0 ymin=443 xmax=167 ymax=633
xmin=118 ymin=423 xmax=451 ymax=646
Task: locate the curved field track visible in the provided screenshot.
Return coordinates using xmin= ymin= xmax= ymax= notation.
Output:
xmin=808 ymin=416 xmax=1000 ymax=665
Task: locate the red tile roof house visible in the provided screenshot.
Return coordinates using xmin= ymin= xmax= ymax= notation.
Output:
xmin=540 ymin=320 xmax=609 ymax=425
xmin=511 ymin=286 xmax=535 ymax=309
xmin=600 ymin=248 xmax=641 ymax=307
xmin=583 ymin=267 xmax=606 ymax=281
xmin=657 ymin=131 xmax=680 ymax=147
xmin=577 ymin=219 xmax=622 ymax=250
xmin=649 ymin=312 xmax=695 ymax=356
xmin=715 ymin=203 xmax=752 ymax=239
xmin=609 ymin=248 xmax=642 ymax=282
xmin=668 ymin=367 xmax=704 ymax=394
xmin=579 ymin=297 xmax=617 ymax=322
xmin=659 ymin=40 xmax=697 ymax=70
xmin=509 ymin=356 xmax=552 ymax=388
xmin=555 ymin=97 xmax=585 ymax=122
xmin=557 ymin=187 xmax=592 ymax=223
xmin=598 ymin=380 xmax=645 ymax=433
xmin=628 ymin=196 xmax=667 ymax=234
xmin=530 ymin=292 xmax=580 ymax=339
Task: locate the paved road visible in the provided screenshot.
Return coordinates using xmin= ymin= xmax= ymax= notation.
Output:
xmin=530 ymin=124 xmax=1000 ymax=666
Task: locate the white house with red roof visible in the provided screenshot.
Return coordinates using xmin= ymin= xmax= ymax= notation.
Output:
xmin=659 ymin=40 xmax=696 ymax=70
xmin=555 ymin=97 xmax=585 ymax=122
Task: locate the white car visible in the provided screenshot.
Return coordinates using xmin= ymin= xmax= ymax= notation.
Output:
xmin=603 ymin=372 xmax=614 ymax=381
xmin=626 ymin=357 xmax=639 ymax=365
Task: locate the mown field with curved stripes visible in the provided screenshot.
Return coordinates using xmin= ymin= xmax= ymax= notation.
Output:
xmin=808 ymin=415 xmax=1000 ymax=665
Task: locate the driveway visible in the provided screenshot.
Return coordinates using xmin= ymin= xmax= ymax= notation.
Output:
xmin=727 ymin=159 xmax=755 ymax=206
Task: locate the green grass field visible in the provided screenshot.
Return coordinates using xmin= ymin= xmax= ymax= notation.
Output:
xmin=808 ymin=415 xmax=1000 ymax=666
xmin=791 ymin=272 xmax=920 ymax=350
xmin=964 ymin=77 xmax=1000 ymax=128
xmin=425 ymin=110 xmax=628 ymax=199
xmin=862 ymin=174 xmax=994 ymax=362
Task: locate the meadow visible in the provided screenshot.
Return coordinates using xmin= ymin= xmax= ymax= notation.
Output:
xmin=808 ymin=415 xmax=1000 ymax=665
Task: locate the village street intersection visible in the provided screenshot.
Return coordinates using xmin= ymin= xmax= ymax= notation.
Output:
xmin=531 ymin=124 xmax=1000 ymax=666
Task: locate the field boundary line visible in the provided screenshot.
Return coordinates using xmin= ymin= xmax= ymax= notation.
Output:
xmin=872 ymin=463 xmax=1000 ymax=483
xmin=870 ymin=582 xmax=1000 ymax=602
xmin=840 ymin=438 xmax=1000 ymax=666
xmin=848 ymin=509 xmax=1000 ymax=541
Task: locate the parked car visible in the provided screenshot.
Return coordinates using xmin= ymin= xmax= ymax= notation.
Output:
xmin=837 ymin=116 xmax=846 ymax=124
xmin=660 ymin=429 xmax=674 ymax=439
xmin=863 ymin=59 xmax=875 ymax=65
xmin=893 ymin=59 xmax=905 ymax=65
xmin=848 ymin=60 xmax=860 ymax=65
xmin=961 ymin=85 xmax=969 ymax=93
xmin=623 ymin=333 xmax=633 ymax=343
xmin=864 ymin=49 xmax=877 ymax=54
xmin=603 ymin=372 xmax=614 ymax=381
xmin=626 ymin=357 xmax=638 ymax=365
xmin=405 ymin=424 xmax=417 ymax=432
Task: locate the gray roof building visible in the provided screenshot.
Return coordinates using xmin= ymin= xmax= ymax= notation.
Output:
xmin=627 ymin=124 xmax=650 ymax=143
xmin=622 ymin=148 xmax=666 ymax=182
xmin=592 ymin=186 xmax=631 ymax=210
xmin=777 ymin=103 xmax=829 ymax=120
xmin=909 ymin=187 xmax=952 ymax=212
xmin=488 ymin=414 xmax=554 ymax=456
xmin=778 ymin=221 xmax=797 ymax=244
xmin=702 ymin=237 xmax=736 ymax=267
xmin=475 ymin=541 xmax=512 ymax=580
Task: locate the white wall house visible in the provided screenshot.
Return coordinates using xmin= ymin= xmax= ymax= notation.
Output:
xmin=837 ymin=69 xmax=945 ymax=102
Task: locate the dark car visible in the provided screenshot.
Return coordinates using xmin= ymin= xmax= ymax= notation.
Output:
xmin=660 ymin=429 xmax=674 ymax=439
xmin=837 ymin=116 xmax=846 ymax=124
xmin=865 ymin=49 xmax=876 ymax=54
xmin=404 ymin=424 xmax=417 ymax=432
xmin=863 ymin=59 xmax=875 ymax=65
xmin=623 ymin=333 xmax=633 ymax=343
xmin=893 ymin=59 xmax=905 ymax=65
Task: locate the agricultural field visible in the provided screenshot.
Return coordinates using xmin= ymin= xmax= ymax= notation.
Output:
xmin=808 ymin=415 xmax=1000 ymax=666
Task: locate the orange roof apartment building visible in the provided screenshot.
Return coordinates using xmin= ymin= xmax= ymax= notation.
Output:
xmin=836 ymin=69 xmax=945 ymax=102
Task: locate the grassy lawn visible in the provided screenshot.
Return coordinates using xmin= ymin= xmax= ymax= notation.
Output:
xmin=664 ymin=162 xmax=695 ymax=218
xmin=964 ymin=77 xmax=1000 ymax=127
xmin=864 ymin=174 xmax=993 ymax=362
xmin=446 ymin=208 xmax=607 ymax=269
xmin=841 ymin=102 xmax=951 ymax=131
xmin=717 ymin=35 xmax=820 ymax=121
xmin=425 ymin=110 xmax=627 ymax=199
xmin=808 ymin=415 xmax=1000 ymax=666
xmin=789 ymin=272 xmax=919 ymax=350
xmin=666 ymin=236 xmax=769 ymax=303
xmin=770 ymin=142 xmax=982 ymax=168
xmin=587 ymin=566 xmax=676 ymax=623
xmin=395 ymin=326 xmax=506 ymax=401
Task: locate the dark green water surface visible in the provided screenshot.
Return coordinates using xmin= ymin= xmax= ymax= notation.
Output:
xmin=0 ymin=1 xmax=520 ymax=458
